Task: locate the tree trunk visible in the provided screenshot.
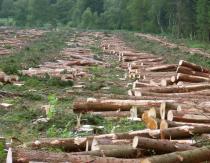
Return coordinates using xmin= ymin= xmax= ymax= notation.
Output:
xmin=71 ymin=148 xmax=140 ymax=158
xmin=146 ymin=64 xmax=177 ymax=72
xmin=91 ymin=111 xmax=130 ymax=118
xmin=166 ymin=120 xmax=210 ymax=128
xmin=25 ymin=137 xmax=88 ymax=152
xmin=160 ymin=126 xmax=210 ymax=139
xmin=132 ymin=136 xmax=196 ymax=154
xmin=134 ymin=84 xmax=210 ymax=94
xmin=73 ymin=98 xmax=174 ymax=113
xmin=179 ymin=60 xmax=210 ymax=74
xmin=176 ymin=73 xmax=210 ymax=83
xmin=141 ymin=145 xmax=210 ymax=163
xmin=167 ymin=110 xmax=210 ymax=123
xmin=176 ymin=66 xmax=210 ymax=78
xmin=13 ymin=148 xmax=141 ymax=163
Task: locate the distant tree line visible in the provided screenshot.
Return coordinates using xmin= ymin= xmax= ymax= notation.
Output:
xmin=0 ymin=0 xmax=210 ymax=41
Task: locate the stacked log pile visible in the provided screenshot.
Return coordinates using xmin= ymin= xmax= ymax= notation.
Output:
xmin=10 ymin=34 xmax=210 ymax=162
xmin=0 ymin=28 xmax=46 ymax=56
xmin=135 ymin=33 xmax=210 ymax=58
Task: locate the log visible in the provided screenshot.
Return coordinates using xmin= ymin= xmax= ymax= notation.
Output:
xmin=179 ymin=60 xmax=210 ymax=74
xmin=176 ymin=73 xmax=210 ymax=83
xmin=71 ymin=148 xmax=140 ymax=158
xmin=13 ymin=148 xmax=141 ymax=163
xmin=133 ymin=83 xmax=210 ymax=94
xmin=131 ymin=106 xmax=160 ymax=119
xmin=141 ymin=145 xmax=210 ymax=163
xmin=160 ymin=126 xmax=210 ymax=139
xmin=26 ymin=137 xmax=88 ymax=152
xmin=167 ymin=110 xmax=210 ymax=123
xmin=146 ymin=64 xmax=177 ymax=72
xmin=177 ymin=66 xmax=210 ymax=78
xmin=166 ymin=120 xmax=210 ymax=128
xmin=73 ymin=98 xmax=174 ymax=113
xmin=132 ymin=136 xmax=196 ymax=153
xmin=91 ymin=111 xmax=130 ymax=118
xmin=91 ymin=138 xmax=131 ymax=151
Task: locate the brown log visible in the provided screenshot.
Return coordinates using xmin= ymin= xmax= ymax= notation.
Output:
xmin=141 ymin=145 xmax=210 ymax=163
xmin=111 ymin=129 xmax=161 ymax=139
xmin=71 ymin=148 xmax=141 ymax=158
xmin=160 ymin=126 xmax=210 ymax=139
xmin=132 ymin=106 xmax=160 ymax=119
xmin=176 ymin=73 xmax=210 ymax=83
xmin=146 ymin=64 xmax=177 ymax=72
xmin=91 ymin=111 xmax=130 ymax=118
xmin=13 ymin=148 xmax=141 ymax=163
xmin=166 ymin=120 xmax=210 ymax=128
xmin=179 ymin=60 xmax=210 ymax=74
xmin=133 ymin=83 xmax=210 ymax=94
xmin=177 ymin=66 xmax=210 ymax=78
xmin=73 ymin=98 xmax=174 ymax=113
xmin=91 ymin=138 xmax=131 ymax=151
xmin=133 ymin=81 xmax=158 ymax=88
xmin=131 ymin=89 xmax=210 ymax=99
xmin=132 ymin=136 xmax=196 ymax=154
xmin=26 ymin=137 xmax=88 ymax=152
xmin=167 ymin=110 xmax=210 ymax=123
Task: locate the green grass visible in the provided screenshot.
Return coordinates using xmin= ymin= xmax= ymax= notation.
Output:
xmin=0 ymin=29 xmax=72 ymax=74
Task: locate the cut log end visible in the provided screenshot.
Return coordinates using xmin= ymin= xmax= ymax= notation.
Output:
xmin=147 ymin=117 xmax=158 ymax=130
xmin=132 ymin=136 xmax=139 ymax=149
xmin=167 ymin=110 xmax=173 ymax=121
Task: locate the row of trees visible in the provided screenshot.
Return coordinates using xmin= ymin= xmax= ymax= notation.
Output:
xmin=0 ymin=0 xmax=210 ymax=41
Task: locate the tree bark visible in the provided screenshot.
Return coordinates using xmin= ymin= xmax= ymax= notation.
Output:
xmin=91 ymin=111 xmax=130 ymax=118
xmin=26 ymin=137 xmax=88 ymax=152
xmin=160 ymin=126 xmax=210 ymax=139
xmin=176 ymin=73 xmax=210 ymax=83
xmin=179 ymin=60 xmax=210 ymax=74
xmin=177 ymin=66 xmax=210 ymax=78
xmin=73 ymin=98 xmax=174 ymax=113
xmin=133 ymin=83 xmax=210 ymax=94
xmin=146 ymin=64 xmax=177 ymax=72
xmin=13 ymin=148 xmax=141 ymax=163
xmin=141 ymin=145 xmax=210 ymax=163
xmin=167 ymin=110 xmax=210 ymax=123
xmin=132 ymin=136 xmax=196 ymax=154
xmin=71 ymin=148 xmax=140 ymax=158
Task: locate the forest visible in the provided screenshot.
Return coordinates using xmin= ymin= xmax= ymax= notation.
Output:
xmin=0 ymin=0 xmax=210 ymax=41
